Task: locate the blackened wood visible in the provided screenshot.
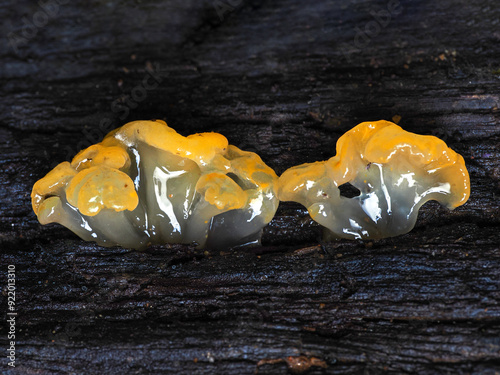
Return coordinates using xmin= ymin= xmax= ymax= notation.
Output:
xmin=0 ymin=0 xmax=499 ymax=374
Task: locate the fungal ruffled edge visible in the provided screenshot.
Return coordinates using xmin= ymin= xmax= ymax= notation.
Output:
xmin=32 ymin=120 xmax=279 ymax=249
xmin=278 ymin=120 xmax=470 ymax=240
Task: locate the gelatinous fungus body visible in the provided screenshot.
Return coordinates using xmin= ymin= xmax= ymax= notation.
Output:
xmin=32 ymin=120 xmax=279 ymax=249
xmin=278 ymin=120 xmax=470 ymax=240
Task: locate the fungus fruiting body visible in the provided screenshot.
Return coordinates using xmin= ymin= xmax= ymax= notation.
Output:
xmin=278 ymin=120 xmax=470 ymax=240
xmin=32 ymin=120 xmax=279 ymax=249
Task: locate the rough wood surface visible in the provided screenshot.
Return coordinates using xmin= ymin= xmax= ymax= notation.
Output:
xmin=1 ymin=0 xmax=499 ymax=374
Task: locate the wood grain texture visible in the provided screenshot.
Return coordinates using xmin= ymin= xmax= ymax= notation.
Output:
xmin=0 ymin=0 xmax=499 ymax=374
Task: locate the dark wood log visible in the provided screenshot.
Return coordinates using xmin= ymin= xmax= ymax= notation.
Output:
xmin=1 ymin=0 xmax=499 ymax=374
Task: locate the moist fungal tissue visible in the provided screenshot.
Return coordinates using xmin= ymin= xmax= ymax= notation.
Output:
xmin=32 ymin=119 xmax=470 ymax=248
xmin=32 ymin=120 xmax=279 ymax=249
xmin=279 ymin=120 xmax=470 ymax=240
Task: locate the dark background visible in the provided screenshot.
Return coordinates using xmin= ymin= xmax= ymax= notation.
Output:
xmin=1 ymin=0 xmax=499 ymax=374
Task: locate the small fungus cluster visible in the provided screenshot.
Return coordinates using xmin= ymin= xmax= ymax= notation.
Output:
xmin=278 ymin=120 xmax=469 ymax=240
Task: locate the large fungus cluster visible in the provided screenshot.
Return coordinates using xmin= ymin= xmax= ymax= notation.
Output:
xmin=32 ymin=120 xmax=279 ymax=249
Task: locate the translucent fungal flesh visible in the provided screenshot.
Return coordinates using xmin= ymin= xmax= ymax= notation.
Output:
xmin=32 ymin=120 xmax=279 ymax=249
xmin=278 ymin=120 xmax=470 ymax=240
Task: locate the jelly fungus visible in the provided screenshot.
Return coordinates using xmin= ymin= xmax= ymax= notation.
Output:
xmin=32 ymin=120 xmax=279 ymax=249
xmin=278 ymin=120 xmax=470 ymax=240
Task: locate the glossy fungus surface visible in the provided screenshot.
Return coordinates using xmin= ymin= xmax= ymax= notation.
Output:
xmin=32 ymin=120 xmax=279 ymax=249
xmin=278 ymin=120 xmax=470 ymax=240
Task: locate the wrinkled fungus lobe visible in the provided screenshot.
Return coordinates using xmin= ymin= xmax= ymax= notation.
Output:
xmin=32 ymin=120 xmax=279 ymax=249
xmin=279 ymin=120 xmax=470 ymax=240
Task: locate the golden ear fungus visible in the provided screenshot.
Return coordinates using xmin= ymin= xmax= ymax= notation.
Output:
xmin=32 ymin=120 xmax=279 ymax=249
xmin=32 ymin=119 xmax=470 ymax=248
xmin=278 ymin=120 xmax=470 ymax=240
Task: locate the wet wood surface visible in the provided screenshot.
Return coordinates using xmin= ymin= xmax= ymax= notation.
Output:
xmin=0 ymin=0 xmax=499 ymax=373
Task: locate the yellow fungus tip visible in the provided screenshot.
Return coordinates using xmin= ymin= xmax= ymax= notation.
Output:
xmin=196 ymin=172 xmax=248 ymax=210
xmin=114 ymin=120 xmax=229 ymax=168
xmin=66 ymin=166 xmax=138 ymax=216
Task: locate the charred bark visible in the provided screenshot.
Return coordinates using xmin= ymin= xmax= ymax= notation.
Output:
xmin=0 ymin=0 xmax=499 ymax=374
